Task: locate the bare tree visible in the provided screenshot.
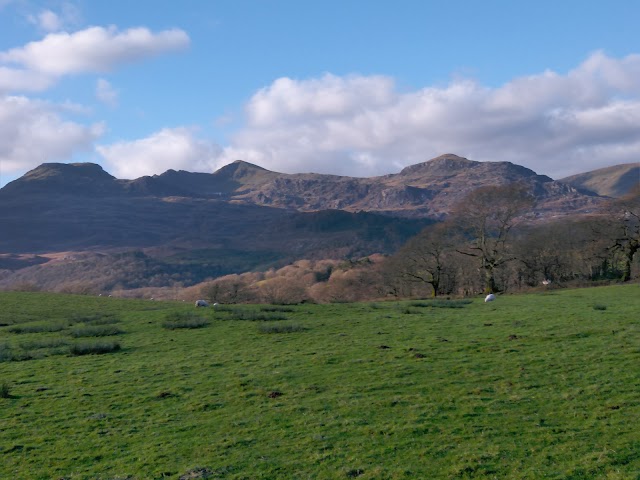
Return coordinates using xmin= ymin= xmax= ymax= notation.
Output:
xmin=607 ymin=186 xmax=640 ymax=281
xmin=515 ymin=221 xmax=587 ymax=285
xmin=453 ymin=185 xmax=534 ymax=293
xmin=386 ymin=222 xmax=456 ymax=296
xmin=201 ymin=275 xmax=251 ymax=303
xmin=260 ymin=276 xmax=308 ymax=304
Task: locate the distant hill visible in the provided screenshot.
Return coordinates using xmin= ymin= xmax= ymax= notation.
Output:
xmin=0 ymin=154 xmax=614 ymax=291
xmin=166 ymin=154 xmax=604 ymax=218
xmin=560 ymin=163 xmax=639 ymax=198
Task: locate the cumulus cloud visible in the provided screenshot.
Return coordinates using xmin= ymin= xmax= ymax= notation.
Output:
xmin=214 ymin=51 xmax=640 ymax=179
xmin=0 ymin=25 xmax=190 ymax=77
xmin=8 ymin=50 xmax=637 ymax=184
xmin=0 ymin=22 xmax=194 ymax=185
xmin=0 ymin=66 xmax=54 ymax=93
xmin=95 ymin=78 xmax=118 ymax=108
xmin=96 ymin=127 xmax=222 ymax=179
xmin=0 ymin=95 xmax=104 ymax=175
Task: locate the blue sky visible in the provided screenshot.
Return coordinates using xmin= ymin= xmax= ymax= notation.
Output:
xmin=1 ymin=0 xmax=639 ymax=186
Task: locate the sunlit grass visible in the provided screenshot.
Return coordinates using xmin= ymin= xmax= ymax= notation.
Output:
xmin=0 ymin=285 xmax=639 ymax=478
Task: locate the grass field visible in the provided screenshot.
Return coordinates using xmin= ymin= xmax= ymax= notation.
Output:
xmin=1 ymin=285 xmax=639 ymax=479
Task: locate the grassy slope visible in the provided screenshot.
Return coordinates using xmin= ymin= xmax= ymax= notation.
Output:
xmin=1 ymin=286 xmax=639 ymax=479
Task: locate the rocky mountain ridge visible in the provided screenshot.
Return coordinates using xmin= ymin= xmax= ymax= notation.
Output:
xmin=3 ymin=154 xmax=611 ymax=220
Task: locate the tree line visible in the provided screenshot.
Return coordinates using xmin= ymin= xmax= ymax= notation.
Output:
xmin=198 ymin=184 xmax=639 ymax=303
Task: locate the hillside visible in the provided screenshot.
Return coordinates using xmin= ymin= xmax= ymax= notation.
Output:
xmin=560 ymin=162 xmax=639 ymax=198
xmin=0 ymin=154 xmax=618 ymax=292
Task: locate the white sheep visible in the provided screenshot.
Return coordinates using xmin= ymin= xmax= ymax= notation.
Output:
xmin=484 ymin=293 xmax=496 ymax=302
xmin=195 ymin=299 xmax=209 ymax=307
xmin=542 ymin=279 xmax=552 ymax=286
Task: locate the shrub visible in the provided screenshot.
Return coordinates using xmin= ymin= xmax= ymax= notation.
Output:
xmin=258 ymin=323 xmax=306 ymax=334
xmin=70 ymin=325 xmax=124 ymax=338
xmin=69 ymin=340 xmax=121 ymax=355
xmin=163 ymin=312 xmax=209 ymax=330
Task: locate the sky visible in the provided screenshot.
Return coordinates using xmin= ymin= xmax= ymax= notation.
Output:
xmin=0 ymin=0 xmax=639 ymax=187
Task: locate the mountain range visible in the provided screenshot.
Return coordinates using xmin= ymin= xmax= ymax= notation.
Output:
xmin=0 ymin=154 xmax=636 ymax=292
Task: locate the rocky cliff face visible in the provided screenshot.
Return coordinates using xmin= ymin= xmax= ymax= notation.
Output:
xmin=190 ymin=154 xmax=604 ymax=218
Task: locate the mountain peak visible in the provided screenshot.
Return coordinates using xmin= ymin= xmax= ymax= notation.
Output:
xmin=215 ymin=160 xmax=269 ymax=176
xmin=22 ymin=162 xmax=114 ymax=182
xmin=398 ymin=154 xmax=475 ymax=176
xmin=212 ymin=160 xmax=278 ymax=185
xmin=2 ymin=162 xmax=117 ymax=195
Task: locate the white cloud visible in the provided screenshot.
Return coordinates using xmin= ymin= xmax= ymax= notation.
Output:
xmin=8 ymin=50 xmax=638 ymax=185
xmin=0 ymin=95 xmax=104 ymax=175
xmin=96 ymin=127 xmax=221 ymax=179
xmin=212 ymin=51 xmax=640 ymax=179
xmin=28 ymin=10 xmax=63 ymax=32
xmin=95 ymin=78 xmax=118 ymax=107
xmin=0 ymin=25 xmax=190 ymax=76
xmin=0 ymin=66 xmax=54 ymax=93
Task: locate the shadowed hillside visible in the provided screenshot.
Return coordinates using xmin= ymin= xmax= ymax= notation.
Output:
xmin=560 ymin=163 xmax=639 ymax=198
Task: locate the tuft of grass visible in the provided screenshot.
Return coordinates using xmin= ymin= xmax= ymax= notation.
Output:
xmin=69 ymin=340 xmax=121 ymax=355
xmin=8 ymin=322 xmax=67 ymax=334
xmin=257 ymin=323 xmax=306 ymax=334
xmin=411 ymin=299 xmax=473 ymax=308
xmin=227 ymin=309 xmax=287 ymax=321
xmin=401 ymin=308 xmax=421 ymax=315
xmin=0 ymin=343 xmax=34 ymax=362
xmin=1 ymin=381 xmax=12 ymax=399
xmin=0 ymin=343 xmax=11 ymax=362
xmin=162 ymin=312 xmax=209 ymax=330
xmin=593 ymin=304 xmax=608 ymax=311
xmin=178 ymin=467 xmax=215 ymax=479
xmin=260 ymin=305 xmax=295 ymax=313
xmin=69 ymin=325 xmax=124 ymax=338
xmin=19 ymin=338 xmax=69 ymax=350
xmin=71 ymin=313 xmax=121 ymax=325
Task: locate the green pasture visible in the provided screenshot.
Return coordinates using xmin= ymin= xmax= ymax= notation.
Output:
xmin=1 ymin=285 xmax=639 ymax=479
